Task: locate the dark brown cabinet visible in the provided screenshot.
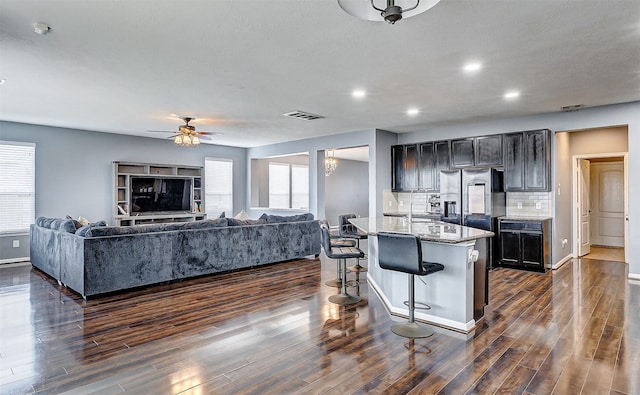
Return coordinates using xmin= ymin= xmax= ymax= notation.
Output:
xmin=403 ymin=144 xmax=419 ymax=190
xmin=475 ymin=135 xmax=503 ymax=166
xmin=504 ymin=129 xmax=550 ymax=191
xmin=498 ymin=218 xmax=550 ymax=272
xmin=418 ymin=140 xmax=451 ymax=191
xmin=419 ymin=142 xmax=436 ymax=190
xmin=451 ymin=138 xmax=475 ymax=168
xmin=391 ymin=145 xmax=404 ymax=191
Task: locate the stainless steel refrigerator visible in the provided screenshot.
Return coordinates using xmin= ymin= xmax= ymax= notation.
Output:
xmin=439 ymin=168 xmax=505 ymax=267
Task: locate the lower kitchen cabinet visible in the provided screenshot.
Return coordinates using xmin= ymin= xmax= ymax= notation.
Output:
xmin=498 ymin=218 xmax=551 ymax=272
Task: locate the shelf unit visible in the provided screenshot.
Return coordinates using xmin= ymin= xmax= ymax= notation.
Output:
xmin=114 ymin=161 xmax=205 ymax=226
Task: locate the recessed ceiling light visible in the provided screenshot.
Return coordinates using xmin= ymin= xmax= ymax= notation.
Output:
xmin=352 ymin=89 xmax=366 ymax=98
xmin=34 ymin=22 xmax=50 ymax=35
xmin=503 ymin=90 xmax=520 ymax=100
xmin=463 ymin=62 xmax=482 ymax=73
xmin=406 ymin=108 xmax=420 ymax=116
xmin=0 ymin=79 xmax=5 ymax=85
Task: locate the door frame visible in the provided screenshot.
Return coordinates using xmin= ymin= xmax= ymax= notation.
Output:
xmin=572 ymin=152 xmax=629 ymax=262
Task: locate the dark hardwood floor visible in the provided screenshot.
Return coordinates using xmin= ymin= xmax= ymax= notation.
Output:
xmin=0 ymin=253 xmax=638 ymax=394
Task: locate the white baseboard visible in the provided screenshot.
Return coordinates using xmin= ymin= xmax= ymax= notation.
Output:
xmin=551 ymin=254 xmax=574 ymax=270
xmin=0 ymin=257 xmax=30 ymax=265
xmin=628 ymin=272 xmax=640 ymax=281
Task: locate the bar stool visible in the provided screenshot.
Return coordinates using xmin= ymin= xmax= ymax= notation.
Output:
xmin=320 ymin=219 xmax=357 ymax=287
xmin=338 ymin=214 xmax=368 ymax=273
xmin=377 ymin=232 xmax=444 ymax=338
xmin=320 ymin=223 xmax=364 ymax=305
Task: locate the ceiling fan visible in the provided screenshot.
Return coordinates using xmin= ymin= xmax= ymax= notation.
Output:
xmin=148 ymin=117 xmax=217 ymax=147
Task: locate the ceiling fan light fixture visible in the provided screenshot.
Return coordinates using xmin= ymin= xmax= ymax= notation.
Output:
xmin=337 ymin=0 xmax=440 ymax=24
xmin=192 ymin=135 xmax=200 ymax=145
xmin=174 ymin=135 xmax=183 ymax=145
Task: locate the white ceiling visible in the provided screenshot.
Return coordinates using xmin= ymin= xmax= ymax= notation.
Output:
xmin=1 ymin=1 xmax=639 ymax=148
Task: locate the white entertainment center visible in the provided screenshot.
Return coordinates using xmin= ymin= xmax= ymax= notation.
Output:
xmin=113 ymin=161 xmax=206 ymax=226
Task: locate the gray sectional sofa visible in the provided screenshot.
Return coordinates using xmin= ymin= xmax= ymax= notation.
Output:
xmin=30 ymin=214 xmax=321 ymax=298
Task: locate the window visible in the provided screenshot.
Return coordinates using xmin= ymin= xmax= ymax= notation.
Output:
xmin=291 ymin=164 xmax=309 ymax=209
xmin=205 ymin=158 xmax=233 ymax=218
xmin=268 ymin=162 xmax=309 ymax=209
xmin=268 ymin=163 xmax=290 ymax=209
xmin=0 ymin=141 xmax=35 ymax=234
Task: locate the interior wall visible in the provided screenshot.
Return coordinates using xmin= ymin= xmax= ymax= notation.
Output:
xmin=0 ymin=121 xmax=247 ymax=261
xmin=324 ymin=159 xmax=369 ymax=225
xmin=250 ymin=154 xmax=309 ymax=208
xmin=246 ymin=129 xmax=397 ymax=220
xmin=398 ymin=101 xmax=640 ymax=276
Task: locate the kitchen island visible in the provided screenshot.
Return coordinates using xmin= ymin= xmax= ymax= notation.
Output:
xmin=349 ymin=216 xmax=494 ymax=333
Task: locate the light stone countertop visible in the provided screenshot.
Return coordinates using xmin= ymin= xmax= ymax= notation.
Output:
xmin=498 ymin=216 xmax=553 ymax=221
xmin=349 ymin=216 xmax=494 ymax=244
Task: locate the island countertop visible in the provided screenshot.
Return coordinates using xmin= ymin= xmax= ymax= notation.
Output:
xmin=349 ymin=216 xmax=494 ymax=244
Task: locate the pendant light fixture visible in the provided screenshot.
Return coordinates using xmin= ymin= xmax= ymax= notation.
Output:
xmin=337 ymin=0 xmax=441 ymax=24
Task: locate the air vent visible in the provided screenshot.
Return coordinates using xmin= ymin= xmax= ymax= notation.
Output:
xmin=561 ymin=104 xmax=585 ymax=112
xmin=282 ymin=110 xmax=325 ymax=121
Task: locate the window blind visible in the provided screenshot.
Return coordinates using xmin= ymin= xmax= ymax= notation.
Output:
xmin=291 ymin=164 xmax=309 ymax=209
xmin=269 ymin=163 xmax=290 ymax=209
xmin=205 ymin=158 xmax=233 ymax=218
xmin=0 ymin=141 xmax=36 ymax=234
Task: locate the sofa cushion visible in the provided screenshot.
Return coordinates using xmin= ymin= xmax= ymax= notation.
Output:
xmin=262 ymin=213 xmax=315 ymax=223
xmin=227 ymin=218 xmax=267 ymax=226
xmin=75 ymin=220 xmax=108 ymax=237
xmin=180 ymin=218 xmax=228 ymax=230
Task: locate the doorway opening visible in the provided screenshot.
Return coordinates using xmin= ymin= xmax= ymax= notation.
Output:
xmin=573 ymin=153 xmax=628 ymax=263
xmin=322 ymin=145 xmax=369 ymax=227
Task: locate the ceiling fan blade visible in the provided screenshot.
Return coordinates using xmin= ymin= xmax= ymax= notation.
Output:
xmin=197 ymin=135 xmax=212 ymax=141
xmin=147 ymin=130 xmax=174 ymax=133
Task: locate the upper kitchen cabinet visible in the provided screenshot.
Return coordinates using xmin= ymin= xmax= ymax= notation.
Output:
xmin=391 ymin=145 xmax=404 ymax=191
xmin=474 ymin=135 xmax=503 ymax=167
xmin=419 ymin=142 xmax=436 ymax=191
xmin=504 ymin=129 xmax=550 ymax=191
xmin=419 ymin=141 xmax=451 ymax=191
xmin=451 ymin=138 xmax=475 ymax=168
xmin=403 ymin=144 xmax=419 ymax=190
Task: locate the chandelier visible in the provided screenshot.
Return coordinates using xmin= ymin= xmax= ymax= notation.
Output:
xmin=337 ymin=0 xmax=441 ymax=24
xmin=325 ymin=149 xmax=338 ymax=176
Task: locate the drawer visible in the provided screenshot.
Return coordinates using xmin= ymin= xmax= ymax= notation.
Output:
xmin=499 ymin=220 xmax=543 ymax=232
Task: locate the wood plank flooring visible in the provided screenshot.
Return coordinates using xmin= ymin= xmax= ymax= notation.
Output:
xmin=0 ymin=254 xmax=637 ymax=394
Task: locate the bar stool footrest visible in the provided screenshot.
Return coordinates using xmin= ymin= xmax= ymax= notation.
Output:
xmin=403 ymin=300 xmax=431 ymax=310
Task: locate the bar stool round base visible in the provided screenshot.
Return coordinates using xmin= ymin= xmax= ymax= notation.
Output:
xmin=325 ymin=279 xmax=342 ymax=287
xmin=347 ymin=264 xmax=368 ymax=273
xmin=329 ymin=294 xmax=361 ymax=305
xmin=391 ymin=322 xmax=434 ymax=338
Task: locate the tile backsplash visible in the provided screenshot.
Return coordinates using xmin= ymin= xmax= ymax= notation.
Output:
xmin=383 ymin=191 xmax=440 ymax=214
xmin=506 ymin=191 xmax=552 ymax=216
xmin=384 ymin=190 xmax=552 ymax=217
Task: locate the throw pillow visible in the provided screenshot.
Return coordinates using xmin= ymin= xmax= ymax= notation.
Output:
xmin=65 ymin=215 xmax=83 ymax=229
xmin=77 ymin=216 xmax=90 ymax=227
xmin=219 ymin=211 xmax=226 ymax=218
xmin=234 ymin=210 xmax=249 ymax=220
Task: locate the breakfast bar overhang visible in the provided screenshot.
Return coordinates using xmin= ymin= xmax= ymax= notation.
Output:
xmin=349 ymin=216 xmax=494 ymax=333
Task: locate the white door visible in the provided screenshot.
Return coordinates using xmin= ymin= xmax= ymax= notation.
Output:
xmin=590 ymin=162 xmax=624 ymax=247
xmin=578 ymin=159 xmax=591 ymax=256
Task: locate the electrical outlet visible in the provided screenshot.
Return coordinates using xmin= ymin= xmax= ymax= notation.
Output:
xmin=12 ymin=240 xmax=19 ymax=248
xmin=399 ymin=201 xmax=403 ymax=207
xmin=517 ymin=202 xmax=522 ymax=209
xmin=388 ymin=201 xmax=393 ymax=207
xmin=562 ymin=239 xmax=568 ymax=249
xmin=536 ymin=202 xmax=542 ymax=210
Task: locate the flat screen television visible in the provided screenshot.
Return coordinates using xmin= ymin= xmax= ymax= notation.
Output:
xmin=130 ymin=177 xmax=192 ymax=213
